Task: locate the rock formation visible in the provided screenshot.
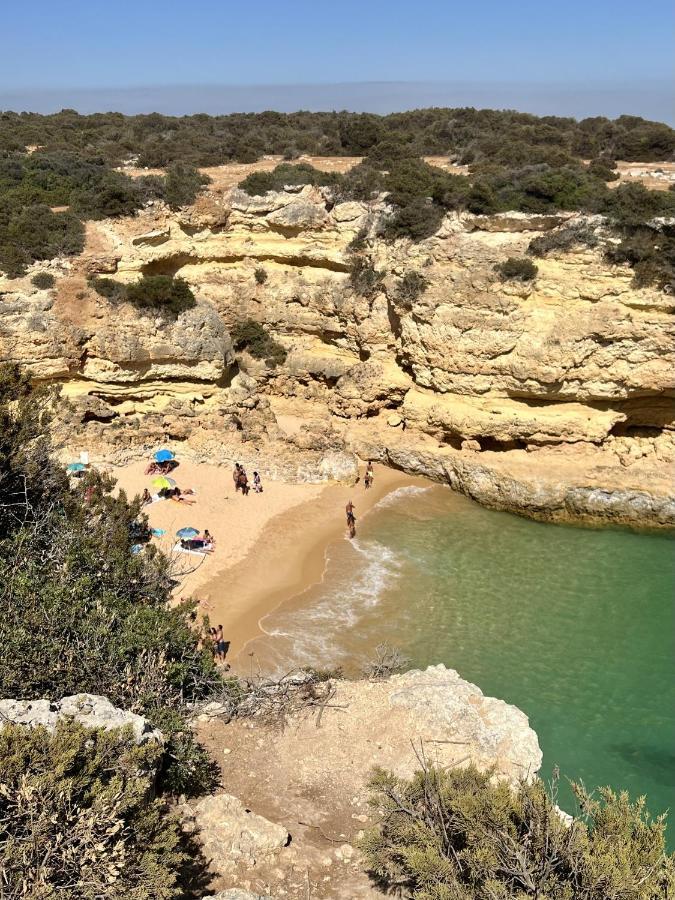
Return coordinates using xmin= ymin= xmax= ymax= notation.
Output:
xmin=1 ymin=165 xmax=673 ymax=526
xmin=0 ymin=693 xmax=161 ymax=744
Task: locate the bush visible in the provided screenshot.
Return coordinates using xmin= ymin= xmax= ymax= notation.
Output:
xmin=231 ymin=319 xmax=287 ymax=367
xmin=118 ymin=275 xmax=196 ymax=315
xmin=0 ymin=719 xmax=208 ymax=899
xmin=254 ymin=266 xmax=268 ymax=285
xmin=30 ymin=271 xmax=55 ymax=289
xmin=605 ymin=224 xmax=675 ymax=290
xmin=0 ymin=365 xmax=222 ymax=795
xmin=360 ymin=764 xmax=674 ymax=900
xmin=162 ymin=162 xmax=210 ymax=210
xmin=495 ymin=256 xmax=539 ymax=281
xmin=89 ymin=275 xmax=128 ymax=301
xmin=0 ymin=201 xmax=84 ymax=277
xmin=528 ymin=224 xmax=599 ymax=257
xmin=349 ymin=256 xmax=385 ymax=297
xmin=383 ymin=198 xmax=445 ymax=241
xmin=396 ymin=270 xmax=429 ymax=308
xmin=239 ymin=162 xmax=342 ymax=196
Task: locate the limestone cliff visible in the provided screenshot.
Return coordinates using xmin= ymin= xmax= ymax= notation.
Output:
xmin=0 ymin=170 xmax=673 ymax=527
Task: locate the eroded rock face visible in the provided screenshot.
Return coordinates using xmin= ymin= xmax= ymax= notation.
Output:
xmin=0 ymin=694 xmax=162 ymax=744
xmin=1 ymin=174 xmax=673 ymax=525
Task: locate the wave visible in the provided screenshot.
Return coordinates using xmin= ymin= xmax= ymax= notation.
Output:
xmin=259 ymin=537 xmax=404 ymax=669
xmin=374 ymin=484 xmax=431 ymax=510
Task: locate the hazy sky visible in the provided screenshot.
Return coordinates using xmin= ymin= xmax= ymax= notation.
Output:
xmin=2 ymin=0 xmax=673 ymax=121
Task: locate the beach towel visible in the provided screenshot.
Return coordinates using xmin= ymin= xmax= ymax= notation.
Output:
xmin=151 ymin=528 xmax=166 ymax=536
xmin=172 ymin=541 xmax=207 ymax=558
xmin=149 ymin=493 xmax=167 ymax=504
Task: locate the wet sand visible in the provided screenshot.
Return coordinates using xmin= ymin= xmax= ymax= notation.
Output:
xmin=198 ymin=465 xmax=427 ymax=668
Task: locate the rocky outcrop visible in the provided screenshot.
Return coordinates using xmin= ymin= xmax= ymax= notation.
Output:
xmin=184 ymin=793 xmax=289 ymax=874
xmin=1 ymin=164 xmax=673 ymax=526
xmin=193 ymin=664 xmax=542 ymax=899
xmin=0 ymin=694 xmax=162 ymax=744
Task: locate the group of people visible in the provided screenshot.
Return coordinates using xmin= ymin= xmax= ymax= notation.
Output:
xmin=180 ymin=529 xmax=216 ymax=553
xmin=141 ymin=485 xmax=196 ymax=506
xmin=232 ymin=463 xmax=263 ymax=496
xmin=144 ymin=459 xmax=178 ymax=476
xmin=208 ymin=623 xmax=228 ymax=663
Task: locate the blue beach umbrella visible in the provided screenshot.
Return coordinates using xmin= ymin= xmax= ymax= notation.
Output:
xmin=67 ymin=462 xmax=86 ymax=473
xmin=154 ymin=449 xmax=175 ymax=462
xmin=176 ymin=527 xmax=199 ymax=539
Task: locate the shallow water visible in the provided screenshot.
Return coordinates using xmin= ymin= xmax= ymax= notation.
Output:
xmin=251 ymin=484 xmax=675 ymax=830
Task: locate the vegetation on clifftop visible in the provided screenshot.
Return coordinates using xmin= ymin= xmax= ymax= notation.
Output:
xmin=361 ymin=764 xmax=674 ymax=899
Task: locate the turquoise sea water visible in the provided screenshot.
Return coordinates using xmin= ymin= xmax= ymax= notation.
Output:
xmin=251 ymin=484 xmax=675 ymax=832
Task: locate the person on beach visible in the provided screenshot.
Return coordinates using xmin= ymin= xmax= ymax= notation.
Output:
xmin=346 ymin=499 xmax=356 ymax=537
xmin=203 ymin=529 xmax=215 ymax=545
xmin=233 ymin=463 xmax=242 ymax=490
xmin=214 ymin=624 xmax=227 ymax=662
xmin=170 ymin=487 xmax=196 ymax=505
xmin=141 ymin=488 xmax=152 ymax=506
xmin=253 ymin=471 xmax=263 ymax=493
xmin=237 ymin=469 xmax=249 ymax=495
xmin=364 ymin=462 xmax=374 ymax=490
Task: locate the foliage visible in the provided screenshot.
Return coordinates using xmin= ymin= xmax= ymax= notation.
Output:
xmin=254 ymin=265 xmax=268 ymax=284
xmin=0 ymin=365 xmax=222 ymax=795
xmin=2 ymin=108 xmax=672 ymax=168
xmin=0 ymin=719 xmax=209 ymax=899
xmin=384 ymin=198 xmax=445 ymax=240
xmin=349 ymin=256 xmax=385 ymax=297
xmin=231 ymin=319 xmax=287 ymax=367
xmin=239 ymin=162 xmax=342 ymax=196
xmin=396 ymin=270 xmax=429 ymax=308
xmin=125 ymin=275 xmax=196 ymax=315
xmin=0 ymin=200 xmax=84 ymax=277
xmin=30 ymin=271 xmax=55 ymax=289
xmin=360 ymin=763 xmax=674 ymax=899
xmin=162 ymin=162 xmax=210 ymax=210
xmin=528 ymin=224 xmax=599 ymax=257
xmin=495 ymin=257 xmax=539 ymax=281
xmin=605 ymin=224 xmax=675 ymax=291
xmin=89 ymin=275 xmax=197 ymax=315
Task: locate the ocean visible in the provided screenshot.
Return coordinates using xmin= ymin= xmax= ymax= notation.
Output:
xmin=245 ymin=483 xmax=675 ymax=830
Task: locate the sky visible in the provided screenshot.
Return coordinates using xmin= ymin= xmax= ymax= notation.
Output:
xmin=2 ymin=0 xmax=673 ymax=121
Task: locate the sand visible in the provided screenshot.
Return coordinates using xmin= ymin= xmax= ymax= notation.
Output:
xmin=110 ymin=458 xmax=425 ymax=667
xmin=111 ymin=459 xmax=324 ymax=597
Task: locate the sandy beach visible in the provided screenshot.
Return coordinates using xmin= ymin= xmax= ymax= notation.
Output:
xmin=111 ymin=457 xmax=425 ymax=667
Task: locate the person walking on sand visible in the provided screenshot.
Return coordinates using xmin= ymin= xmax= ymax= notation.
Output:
xmin=237 ymin=468 xmax=249 ymax=495
xmin=253 ymin=471 xmax=263 ymax=493
xmin=345 ymin=500 xmax=356 ymax=536
xmin=233 ymin=463 xmax=242 ymax=491
xmin=364 ymin=461 xmax=374 ymax=490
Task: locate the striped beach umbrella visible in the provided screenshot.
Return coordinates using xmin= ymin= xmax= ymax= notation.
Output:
xmin=176 ymin=527 xmax=199 ymax=539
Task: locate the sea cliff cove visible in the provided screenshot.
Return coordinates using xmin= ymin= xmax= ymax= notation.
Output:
xmin=1 ymin=15 xmax=675 ymax=893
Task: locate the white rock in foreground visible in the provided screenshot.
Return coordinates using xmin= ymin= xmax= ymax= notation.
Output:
xmin=0 ymin=694 xmax=162 ymax=744
xmin=187 ymin=793 xmax=290 ymax=872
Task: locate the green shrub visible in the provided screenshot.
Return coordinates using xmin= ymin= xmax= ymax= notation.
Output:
xmin=86 ymin=273 xmax=197 ymax=313
xmin=495 ymin=256 xmax=539 ymax=281
xmin=0 ymin=201 xmax=84 ymax=277
xmin=89 ymin=275 xmax=128 ymax=301
xmin=162 ymin=162 xmax=210 ymax=210
xmin=239 ymin=162 xmax=341 ymax=196
xmin=254 ymin=266 xmax=268 ymax=285
xmin=605 ymin=224 xmax=675 ymax=290
xmin=349 ymin=256 xmax=385 ymax=296
xmin=528 ymin=224 xmax=599 ymax=257
xmin=30 ymin=271 xmax=55 ymax=289
xmin=396 ymin=270 xmax=429 ymax=308
xmin=0 ymin=719 xmax=209 ymax=899
xmin=384 ymin=198 xmax=445 ymax=240
xmin=231 ymin=319 xmax=287 ymax=367
xmin=360 ymin=764 xmax=674 ymax=900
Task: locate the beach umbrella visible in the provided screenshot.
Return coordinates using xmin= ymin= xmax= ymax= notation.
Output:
xmin=67 ymin=462 xmax=86 ymax=473
xmin=151 ymin=476 xmax=176 ymax=490
xmin=154 ymin=449 xmax=175 ymax=462
xmin=176 ymin=527 xmax=199 ymax=539
xmin=131 ymin=544 xmax=143 ymax=555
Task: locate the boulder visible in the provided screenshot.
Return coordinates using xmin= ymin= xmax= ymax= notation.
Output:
xmin=189 ymin=793 xmax=289 ymax=871
xmin=267 ymin=200 xmax=328 ymax=231
xmin=0 ymin=694 xmax=162 ymax=744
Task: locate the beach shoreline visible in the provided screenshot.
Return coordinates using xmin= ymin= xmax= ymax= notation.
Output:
xmin=109 ymin=456 xmax=426 ymax=667
xmin=197 ymin=465 xmax=427 ymax=668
